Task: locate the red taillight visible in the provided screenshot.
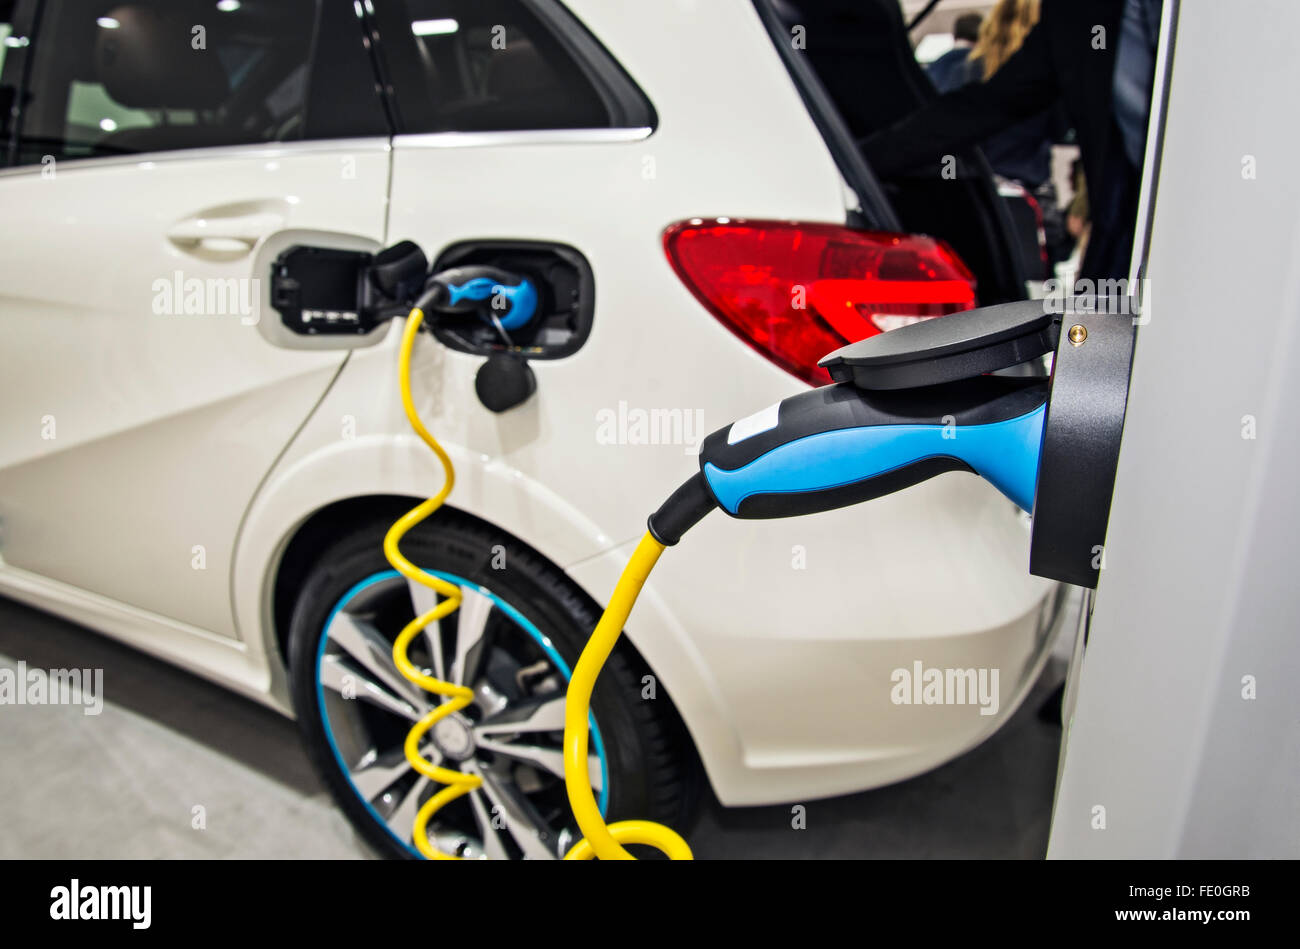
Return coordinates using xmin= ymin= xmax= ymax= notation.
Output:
xmin=663 ymin=219 xmax=977 ymax=385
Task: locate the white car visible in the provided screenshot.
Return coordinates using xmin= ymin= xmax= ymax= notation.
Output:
xmin=0 ymin=0 xmax=1063 ymax=858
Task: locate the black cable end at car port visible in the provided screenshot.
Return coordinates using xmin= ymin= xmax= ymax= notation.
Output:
xmin=647 ymin=471 xmax=718 ymax=546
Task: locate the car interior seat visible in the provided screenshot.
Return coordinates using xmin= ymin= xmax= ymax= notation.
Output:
xmin=92 ymin=4 xmax=231 ymax=152
xmin=91 ymin=2 xmax=309 ymax=154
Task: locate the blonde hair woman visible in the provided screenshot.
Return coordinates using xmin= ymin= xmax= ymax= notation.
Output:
xmin=970 ymin=0 xmax=1042 ymax=80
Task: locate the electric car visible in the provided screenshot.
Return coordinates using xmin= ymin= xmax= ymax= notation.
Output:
xmin=0 ymin=0 xmax=1066 ymax=858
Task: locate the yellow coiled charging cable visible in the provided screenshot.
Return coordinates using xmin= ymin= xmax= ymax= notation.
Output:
xmin=384 ymin=307 xmax=479 ymax=860
xmin=386 ymin=307 xmax=692 ymax=859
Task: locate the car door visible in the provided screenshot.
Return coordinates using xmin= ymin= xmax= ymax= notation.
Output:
xmin=0 ymin=0 xmax=392 ymax=638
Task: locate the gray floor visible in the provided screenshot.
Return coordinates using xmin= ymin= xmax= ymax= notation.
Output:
xmin=0 ymin=595 xmax=1066 ymax=859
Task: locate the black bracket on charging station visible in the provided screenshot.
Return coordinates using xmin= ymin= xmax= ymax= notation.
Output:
xmin=1030 ymin=306 xmax=1136 ymax=588
xmin=819 ymin=299 xmax=1136 ymax=589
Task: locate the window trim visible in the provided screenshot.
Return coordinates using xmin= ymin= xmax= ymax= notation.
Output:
xmin=391 ymin=126 xmax=650 ymax=150
xmin=0 ymin=135 xmax=391 ymax=178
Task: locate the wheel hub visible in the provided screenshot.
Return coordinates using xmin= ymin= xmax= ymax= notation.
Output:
xmin=431 ymin=714 xmax=475 ymax=761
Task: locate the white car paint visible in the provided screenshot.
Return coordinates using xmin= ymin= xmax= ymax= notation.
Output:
xmin=0 ymin=0 xmax=1062 ymax=806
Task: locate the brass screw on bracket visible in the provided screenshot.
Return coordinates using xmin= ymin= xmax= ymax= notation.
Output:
xmin=1068 ymin=324 xmax=1088 ymax=346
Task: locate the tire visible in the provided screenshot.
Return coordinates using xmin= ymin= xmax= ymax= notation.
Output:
xmin=286 ymin=507 xmax=695 ymax=859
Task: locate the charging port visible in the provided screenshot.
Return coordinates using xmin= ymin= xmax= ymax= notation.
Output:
xmin=427 ymin=240 xmax=595 ymax=359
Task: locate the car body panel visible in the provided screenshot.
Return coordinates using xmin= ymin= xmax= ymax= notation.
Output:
xmin=0 ymin=141 xmax=390 ymax=637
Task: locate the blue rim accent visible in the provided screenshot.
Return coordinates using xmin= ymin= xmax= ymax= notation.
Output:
xmin=315 ymin=568 xmax=610 ymax=859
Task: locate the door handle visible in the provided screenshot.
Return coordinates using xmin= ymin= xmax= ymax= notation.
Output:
xmin=167 ymin=211 xmax=284 ymax=254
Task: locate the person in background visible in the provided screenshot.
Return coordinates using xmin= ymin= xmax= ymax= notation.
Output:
xmin=925 ymin=12 xmax=983 ymax=93
xmin=962 ymin=0 xmax=1061 ymax=193
xmin=962 ymin=0 xmax=1072 ymax=268
xmin=864 ymin=0 xmax=1161 ymax=281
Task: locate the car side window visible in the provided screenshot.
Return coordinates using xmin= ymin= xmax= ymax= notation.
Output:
xmin=12 ymin=0 xmax=344 ymax=165
xmin=370 ymin=0 xmax=614 ymax=133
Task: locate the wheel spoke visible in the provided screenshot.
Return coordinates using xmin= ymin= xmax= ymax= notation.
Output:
xmin=348 ymin=746 xmax=418 ymax=803
xmin=467 ymin=787 xmax=511 ymax=860
xmin=475 ymin=692 xmax=565 ymax=736
xmin=386 ymin=774 xmax=431 ymax=848
xmin=320 ymin=653 xmax=421 ymax=722
xmin=407 ymin=577 xmax=446 ymax=681
xmin=473 ymin=768 xmax=557 ymax=859
xmin=326 ymin=612 xmax=431 ymax=713
xmin=475 ymin=736 xmax=603 ymax=794
xmin=450 ymin=587 xmax=493 ymax=687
